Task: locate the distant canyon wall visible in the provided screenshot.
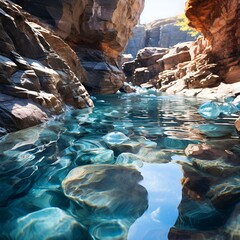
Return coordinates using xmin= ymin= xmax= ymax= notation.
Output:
xmin=124 ymin=17 xmax=196 ymax=58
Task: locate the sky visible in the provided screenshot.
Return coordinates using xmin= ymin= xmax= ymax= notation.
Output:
xmin=140 ymin=0 xmax=186 ymax=24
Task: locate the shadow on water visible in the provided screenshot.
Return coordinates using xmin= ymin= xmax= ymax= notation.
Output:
xmin=0 ymin=90 xmax=239 ymax=239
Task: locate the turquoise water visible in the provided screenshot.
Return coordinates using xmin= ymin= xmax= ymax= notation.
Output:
xmin=0 ymin=91 xmax=239 ymax=239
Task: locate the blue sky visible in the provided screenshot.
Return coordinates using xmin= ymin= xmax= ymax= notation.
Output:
xmin=140 ymin=0 xmax=186 ymax=23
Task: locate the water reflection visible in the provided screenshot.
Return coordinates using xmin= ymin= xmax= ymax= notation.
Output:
xmin=128 ymin=163 xmax=182 ymax=240
xmin=0 ymin=91 xmax=239 ymax=239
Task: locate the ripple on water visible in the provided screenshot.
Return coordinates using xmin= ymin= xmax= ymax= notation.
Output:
xmin=0 ymin=92 xmax=239 ymax=240
xmin=7 ymin=207 xmax=90 ymax=240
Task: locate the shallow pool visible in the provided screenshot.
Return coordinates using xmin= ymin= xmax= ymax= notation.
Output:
xmin=0 ymin=91 xmax=239 ymax=239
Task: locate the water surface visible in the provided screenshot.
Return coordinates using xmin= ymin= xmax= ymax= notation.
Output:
xmin=0 ymin=91 xmax=239 ymax=239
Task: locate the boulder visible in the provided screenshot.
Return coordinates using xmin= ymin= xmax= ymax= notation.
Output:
xmin=8 ymin=208 xmax=90 ymax=240
xmin=62 ymin=164 xmax=148 ymax=239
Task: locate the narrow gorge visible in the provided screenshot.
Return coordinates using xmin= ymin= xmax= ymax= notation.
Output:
xmin=0 ymin=1 xmax=240 ymax=240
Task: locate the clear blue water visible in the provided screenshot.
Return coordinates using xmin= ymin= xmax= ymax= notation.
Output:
xmin=0 ymin=91 xmax=238 ymax=239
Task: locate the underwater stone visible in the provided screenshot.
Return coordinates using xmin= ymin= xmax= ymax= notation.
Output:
xmin=116 ymin=152 xmax=143 ymax=167
xmin=62 ymin=165 xmax=148 ymax=218
xmin=225 ymin=203 xmax=240 ymax=239
xmin=185 ymin=144 xmax=231 ymax=160
xmin=219 ymin=102 xmax=238 ymax=116
xmin=9 ymin=207 xmax=90 ymax=240
xmin=194 ymin=124 xmax=234 ymax=138
xmin=75 ymin=148 xmax=115 ymax=165
xmin=207 ymin=177 xmax=240 ymax=209
xmin=102 ymin=132 xmax=129 ymax=146
xmin=176 ymin=197 xmax=226 ymax=230
xmin=198 ymin=101 xmax=221 ymax=119
xmin=192 ymin=159 xmax=240 ymax=177
xmin=90 ymin=220 xmax=127 ymax=240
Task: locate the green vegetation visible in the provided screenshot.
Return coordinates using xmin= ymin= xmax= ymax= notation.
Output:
xmin=175 ymin=14 xmax=200 ymax=37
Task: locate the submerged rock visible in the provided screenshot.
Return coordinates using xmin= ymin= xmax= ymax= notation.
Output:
xmin=225 ymin=203 xmax=240 ymax=239
xmin=102 ymin=132 xmax=129 ymax=146
xmin=8 ymin=207 xmax=90 ymax=240
xmin=62 ymin=164 xmax=148 ymax=238
xmin=75 ymin=148 xmax=115 ymax=165
xmin=207 ymin=178 xmax=240 ymax=209
xmin=197 ymin=101 xmax=221 ymax=120
xmin=62 ymin=164 xmax=147 ymax=217
xmin=193 ymin=124 xmax=235 ymax=138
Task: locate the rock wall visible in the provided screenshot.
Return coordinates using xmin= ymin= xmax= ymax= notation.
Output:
xmin=123 ymin=0 xmax=240 ymax=99
xmin=0 ymin=0 xmax=144 ymax=133
xmin=185 ymin=0 xmax=240 ymax=84
xmin=0 ymin=0 xmax=93 ymax=134
xmin=12 ymin=0 xmax=144 ymax=94
xmin=124 ymin=17 xmax=196 ymax=58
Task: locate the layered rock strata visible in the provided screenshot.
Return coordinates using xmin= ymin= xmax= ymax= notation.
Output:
xmin=12 ymin=0 xmax=144 ymax=94
xmin=123 ymin=0 xmax=240 ymax=98
xmin=0 ymin=0 xmax=93 ymax=133
xmin=0 ymin=0 xmax=144 ymax=133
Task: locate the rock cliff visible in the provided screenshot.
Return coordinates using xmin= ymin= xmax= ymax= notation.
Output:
xmin=0 ymin=0 xmax=144 ymax=134
xmin=12 ymin=0 xmax=144 ymax=94
xmin=185 ymin=0 xmax=240 ymax=84
xmin=0 ymin=0 xmax=93 ymax=134
xmin=124 ymin=17 xmax=196 ymax=58
xmin=123 ymin=0 xmax=240 ymax=99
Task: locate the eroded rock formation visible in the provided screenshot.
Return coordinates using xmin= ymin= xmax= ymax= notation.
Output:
xmin=169 ymin=139 xmax=240 ymax=239
xmin=12 ymin=0 xmax=144 ymax=94
xmin=123 ymin=0 xmax=240 ymax=99
xmin=0 ymin=0 xmax=93 ymax=133
xmin=186 ymin=0 xmax=240 ymax=84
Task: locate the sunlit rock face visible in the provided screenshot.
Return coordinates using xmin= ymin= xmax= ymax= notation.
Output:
xmin=62 ymin=164 xmax=148 ymax=239
xmin=0 ymin=0 xmax=93 ymax=133
xmin=13 ymin=0 xmax=145 ymax=94
xmin=123 ymin=0 xmax=240 ymax=98
xmin=186 ymin=0 xmax=240 ymax=84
